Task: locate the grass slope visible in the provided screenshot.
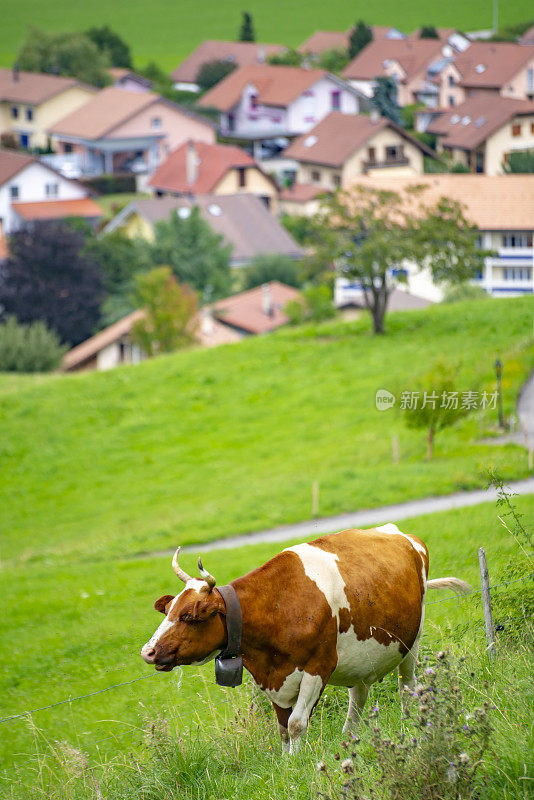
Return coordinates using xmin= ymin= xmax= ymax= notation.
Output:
xmin=1 ymin=494 xmax=533 ymax=791
xmin=0 ymin=298 xmax=532 ymax=569
xmin=1 ymin=1 xmax=534 ymax=70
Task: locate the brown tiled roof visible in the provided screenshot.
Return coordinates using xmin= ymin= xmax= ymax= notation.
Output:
xmin=0 ymin=68 xmax=94 ymax=104
xmin=0 ymin=148 xmax=34 ymax=185
xmin=171 ymin=40 xmax=285 ymax=83
xmin=198 ymin=64 xmax=327 ymax=111
xmin=211 ymin=281 xmax=300 ymax=334
xmin=343 ymin=38 xmax=444 ymax=82
xmin=350 ymin=174 xmax=534 ymax=230
xmin=454 ymin=41 xmax=534 ymax=89
xmin=520 ymin=24 xmax=534 ymax=44
xmin=62 ymin=310 xmax=145 ymax=371
xmin=149 ymin=140 xmax=256 ymax=194
xmin=427 ymin=95 xmax=534 ymax=150
xmin=12 ymin=198 xmax=103 ymax=221
xmin=0 ymin=232 xmax=8 ymax=260
xmin=108 ymin=193 xmax=303 ymax=263
xmin=285 ymin=111 xmax=435 ymax=167
xmin=299 ymin=27 xmax=406 ymax=55
xmin=279 ymin=183 xmax=327 ymax=202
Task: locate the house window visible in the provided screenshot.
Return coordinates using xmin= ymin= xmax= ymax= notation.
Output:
xmin=502 ymin=233 xmax=532 ymax=247
xmin=448 ymin=75 xmax=455 ymax=87
xmin=503 ymin=267 xmax=531 ymax=281
xmin=333 ymin=173 xmax=341 ymax=187
xmin=448 ymin=96 xmax=455 ymax=107
xmin=26 ymin=108 xmax=33 ymax=121
xmin=237 ymin=167 xmax=247 ymax=187
xmin=45 ymin=183 xmax=59 ymax=198
xmin=64 ymin=143 xmax=73 ymax=153
xmin=385 ymin=145 xmax=404 ymax=162
xmin=11 ymin=106 xmax=18 ymax=119
xmin=250 ymin=93 xmax=258 ymax=109
xmin=531 ymin=122 xmax=534 ymax=134
xmin=311 ymin=169 xmax=321 ymax=183
xmin=511 ymin=123 xmax=521 ymax=136
xmin=331 ymin=90 xmax=341 ymax=111
xmin=151 ymin=116 xmax=162 ymax=129
xmin=367 ymin=146 xmax=376 ymax=163
xmin=10 ymin=185 xmax=19 ymax=199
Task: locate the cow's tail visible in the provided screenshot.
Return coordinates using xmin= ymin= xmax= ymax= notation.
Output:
xmin=427 ymin=577 xmax=472 ymax=595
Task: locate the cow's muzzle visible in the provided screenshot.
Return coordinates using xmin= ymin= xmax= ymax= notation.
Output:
xmin=141 ymin=644 xmax=176 ymax=670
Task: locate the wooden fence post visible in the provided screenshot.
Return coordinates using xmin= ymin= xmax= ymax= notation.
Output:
xmin=312 ymin=481 xmax=319 ymax=518
xmin=478 ymin=547 xmax=495 ymax=659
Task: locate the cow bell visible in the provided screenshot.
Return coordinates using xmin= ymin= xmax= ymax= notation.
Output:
xmin=215 ymin=654 xmax=243 ymax=687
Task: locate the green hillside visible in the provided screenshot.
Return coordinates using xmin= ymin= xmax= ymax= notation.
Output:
xmin=1 ymin=1 xmax=533 ymax=70
xmin=0 ymin=297 xmax=532 ymax=569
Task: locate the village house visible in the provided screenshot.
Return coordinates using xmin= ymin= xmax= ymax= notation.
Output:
xmin=298 ymin=26 xmax=406 ymax=57
xmin=0 ymin=148 xmax=101 ymax=239
xmin=342 ymin=37 xmax=465 ymax=106
xmin=197 ymin=64 xmax=369 ymax=153
xmin=278 ymin=183 xmax=326 ymax=216
xmin=450 ymin=42 xmax=534 ymax=104
xmin=47 ymin=87 xmax=215 ymax=180
xmin=108 ymin=67 xmax=154 ymax=93
xmin=148 ymin=140 xmax=279 ymax=210
xmin=0 ymin=68 xmax=95 ymax=151
xmin=170 ymin=40 xmax=286 ymax=92
xmin=423 ymin=95 xmax=534 ymax=174
xmin=337 ymin=174 xmax=534 ymax=300
xmin=283 ymin=111 xmax=434 ymax=191
xmin=103 ymin=193 xmax=303 ymax=266
xmin=62 ymin=281 xmax=301 ymax=371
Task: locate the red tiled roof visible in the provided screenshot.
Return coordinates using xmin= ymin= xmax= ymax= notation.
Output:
xmin=279 ymin=183 xmax=327 ymax=202
xmin=454 ymin=41 xmax=534 ymax=89
xmin=0 ymin=68 xmax=95 ymax=104
xmin=149 ymin=140 xmax=256 ymax=194
xmin=343 ymin=38 xmax=443 ymax=82
xmin=62 ymin=310 xmax=145 ymax=371
xmin=426 ymin=95 xmax=534 ymax=150
xmin=198 ymin=64 xmax=327 ymax=111
xmin=0 ymin=148 xmax=35 ymax=186
xmin=299 ymin=26 xmax=406 ymax=55
xmin=211 ymin=281 xmax=300 ymax=334
xmin=48 ymin=87 xmax=158 ymax=139
xmin=12 ymin=198 xmax=103 ymax=221
xmin=171 ymin=40 xmax=285 ymax=83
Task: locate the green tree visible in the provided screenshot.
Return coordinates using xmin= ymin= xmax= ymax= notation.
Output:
xmin=243 ymin=254 xmax=302 ymax=289
xmin=196 ymin=59 xmax=237 ymax=90
xmin=504 ymin=150 xmax=534 ymax=173
xmin=285 ymin=285 xmax=336 ymax=325
xmin=153 ymin=207 xmax=232 ymax=300
xmin=419 ymin=25 xmax=439 ymax=38
xmin=443 ymin=282 xmax=488 ymax=303
xmin=401 ymin=360 xmax=473 ymax=458
xmin=238 ymin=12 xmax=256 ymax=42
xmin=17 ymin=27 xmax=111 ymax=86
xmin=372 ymin=76 xmax=403 ymax=126
xmin=268 ymin=49 xmax=303 ymax=66
xmin=132 ymin=267 xmax=198 ymax=356
xmin=85 ymin=25 xmax=132 ymax=68
xmin=348 ymin=21 xmax=373 ymax=59
xmin=318 ymin=48 xmax=350 ymax=73
xmin=314 ymin=186 xmax=488 ymax=335
xmin=0 ymin=316 xmax=66 ymax=372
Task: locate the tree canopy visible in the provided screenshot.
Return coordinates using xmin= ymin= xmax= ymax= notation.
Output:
xmin=238 ymin=12 xmax=256 ymax=42
xmin=0 ymin=220 xmax=104 ymax=346
xmin=132 ymin=267 xmax=198 ymax=356
xmin=348 ymin=21 xmax=373 ymax=59
xmin=196 ymin=59 xmax=237 ymax=90
xmin=17 ymin=27 xmax=111 ymax=86
xmin=152 ymin=207 xmax=232 ymax=300
xmin=372 ymin=76 xmax=403 ymax=126
xmin=85 ymin=25 xmax=132 ymax=68
xmin=243 ymin=254 xmax=302 ymax=290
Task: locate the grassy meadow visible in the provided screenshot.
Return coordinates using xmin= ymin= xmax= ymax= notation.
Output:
xmin=1 ymin=495 xmax=532 ymax=797
xmin=1 ymin=297 xmax=532 ymax=569
xmin=1 ymin=0 xmax=534 ymax=71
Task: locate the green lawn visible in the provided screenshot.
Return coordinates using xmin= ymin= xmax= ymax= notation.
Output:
xmin=0 ymin=298 xmax=532 ymax=570
xmin=1 ymin=1 xmax=533 ymax=71
xmin=1 ymin=494 xmax=532 ymax=794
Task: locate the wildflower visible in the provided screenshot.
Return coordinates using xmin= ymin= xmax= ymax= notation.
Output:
xmin=425 ymin=667 xmax=435 ymax=676
xmin=317 ymin=761 xmax=327 ymax=772
xmin=341 ymin=758 xmax=354 ymax=774
xmin=447 ymin=763 xmax=458 ymax=782
xmin=350 ymin=734 xmax=360 ymax=743
xmin=436 ymin=651 xmax=446 ymax=660
xmin=459 ymin=753 xmax=470 ymax=765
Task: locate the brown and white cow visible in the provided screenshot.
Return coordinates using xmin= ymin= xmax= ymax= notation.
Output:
xmin=141 ymin=524 xmax=470 ymax=753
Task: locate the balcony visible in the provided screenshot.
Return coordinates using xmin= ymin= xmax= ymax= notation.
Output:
xmin=363 ymin=156 xmax=410 ymax=171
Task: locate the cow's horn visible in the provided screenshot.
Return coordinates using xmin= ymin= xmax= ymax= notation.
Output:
xmin=198 ymin=557 xmax=216 ymax=590
xmin=171 ymin=547 xmax=192 ymax=583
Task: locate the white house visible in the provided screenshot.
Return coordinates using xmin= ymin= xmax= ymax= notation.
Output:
xmin=0 ymin=148 xmax=101 ymax=237
xmin=197 ymin=64 xmax=370 ymax=152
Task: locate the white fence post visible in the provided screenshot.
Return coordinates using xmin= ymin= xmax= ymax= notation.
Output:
xmin=478 ymin=547 xmax=496 ymax=659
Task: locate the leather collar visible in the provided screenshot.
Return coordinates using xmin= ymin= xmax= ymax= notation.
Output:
xmin=213 ymin=584 xmax=243 ymax=687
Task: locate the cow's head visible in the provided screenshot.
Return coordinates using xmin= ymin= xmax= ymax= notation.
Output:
xmin=141 ymin=549 xmax=226 ymax=671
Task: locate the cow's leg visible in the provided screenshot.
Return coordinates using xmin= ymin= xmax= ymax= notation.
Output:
xmin=287 ymin=672 xmax=324 ymax=754
xmin=398 ymin=643 xmax=419 ymax=700
xmin=342 ymin=682 xmax=369 ymax=733
xmin=272 ymin=702 xmax=292 ymax=754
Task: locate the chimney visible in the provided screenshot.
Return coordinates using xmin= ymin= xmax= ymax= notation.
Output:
xmin=12 ymin=62 xmax=19 ymax=82
xmin=257 ymin=45 xmax=266 ymax=64
xmin=370 ymin=108 xmax=380 ymax=124
xmin=186 ymin=140 xmax=199 ymax=185
xmin=201 ymin=307 xmax=214 ymax=337
xmin=261 ymin=283 xmax=274 ymax=317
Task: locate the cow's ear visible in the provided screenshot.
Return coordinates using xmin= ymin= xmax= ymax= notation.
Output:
xmin=154 ymin=595 xmax=175 ymax=614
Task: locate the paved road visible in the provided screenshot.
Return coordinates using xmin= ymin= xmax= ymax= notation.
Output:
xmin=169 ymin=477 xmax=534 ymax=555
